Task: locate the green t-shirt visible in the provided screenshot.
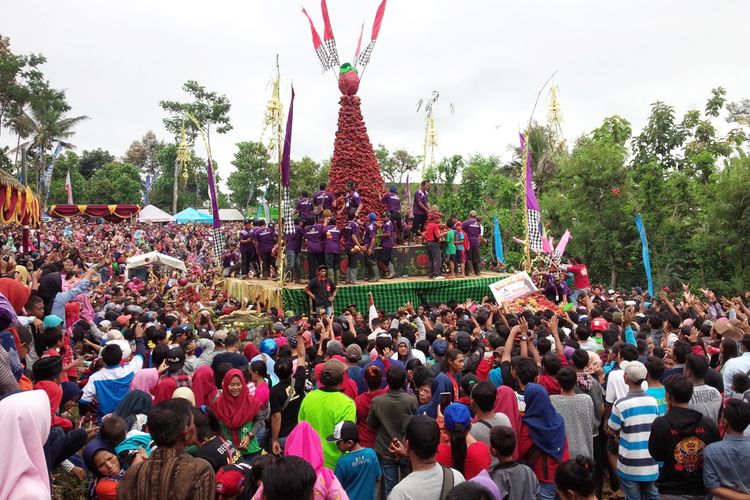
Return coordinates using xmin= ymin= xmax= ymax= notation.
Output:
xmin=444 ymin=229 xmax=456 ymax=255
xmin=298 ymin=388 xmax=357 ymax=469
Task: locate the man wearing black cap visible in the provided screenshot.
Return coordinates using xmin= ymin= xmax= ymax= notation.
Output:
xmin=305 ymin=265 xmax=337 ymax=316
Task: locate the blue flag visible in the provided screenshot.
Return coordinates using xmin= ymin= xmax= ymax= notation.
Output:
xmin=634 ymin=214 xmax=654 ymax=297
xmin=493 ymin=215 xmax=504 ymax=264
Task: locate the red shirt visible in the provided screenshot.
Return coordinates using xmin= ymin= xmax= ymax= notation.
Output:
xmin=355 ymin=389 xmax=387 ymax=448
xmin=518 ymin=423 xmax=570 ymax=484
xmin=568 ymin=264 xmax=590 ymax=290
xmin=537 ymin=374 xmax=561 ymax=396
xmin=436 ymin=441 xmax=491 ymax=480
xmin=424 ymin=222 xmax=440 ymax=242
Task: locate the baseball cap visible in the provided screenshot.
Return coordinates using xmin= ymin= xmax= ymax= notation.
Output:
xmin=591 ymin=317 xmax=609 ymax=332
xmin=166 ymin=347 xmax=186 ymax=371
xmin=432 ymin=339 xmax=449 ymax=356
xmin=444 ymin=403 xmax=472 ymax=431
xmin=43 ymin=315 xmax=64 ymax=329
xmin=345 ymin=344 xmax=362 ymax=362
xmin=326 ymin=421 xmax=359 ymax=442
xmin=213 ymin=330 xmax=228 ymax=345
xmin=116 ymin=314 xmax=132 ymax=326
xmin=622 ymin=360 xmax=647 ymax=384
xmin=321 ymin=359 xmax=346 ymax=380
xmin=215 ymin=464 xmax=252 ymax=497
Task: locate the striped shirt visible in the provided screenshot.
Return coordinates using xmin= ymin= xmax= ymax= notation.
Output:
xmin=608 ymin=391 xmax=659 ymax=482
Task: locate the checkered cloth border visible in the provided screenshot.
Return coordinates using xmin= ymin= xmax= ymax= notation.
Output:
xmin=315 ymin=46 xmax=331 ymax=72
xmin=211 ymin=227 xmax=226 ymax=265
xmin=324 ymin=38 xmax=339 ymax=69
xmin=357 ymin=40 xmax=376 ymax=68
xmin=281 ymin=275 xmax=504 ymax=315
xmin=282 ymin=187 xmax=295 ymax=234
xmin=526 ymin=209 xmax=544 ymax=253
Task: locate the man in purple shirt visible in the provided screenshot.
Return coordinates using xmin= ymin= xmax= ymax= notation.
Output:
xmin=284 ymin=218 xmax=305 ymax=283
xmin=324 ymin=217 xmax=342 ymax=284
xmin=381 ymin=186 xmax=402 ymax=244
xmin=379 ymin=212 xmax=396 ymax=279
xmin=462 ymin=210 xmax=484 ymax=276
xmin=362 ymin=212 xmax=380 ymax=282
xmin=295 ymin=191 xmax=315 ymax=226
xmin=343 ymin=213 xmax=363 ymax=285
xmin=254 ymin=220 xmax=278 ymax=279
xmin=341 ymin=180 xmax=362 ymax=220
xmin=239 ymin=220 xmax=254 ymax=278
xmin=303 ymin=220 xmax=326 ymax=280
xmin=222 ymin=243 xmax=240 ymax=277
xmin=313 ymin=183 xmax=335 ymax=221
xmin=412 ymin=180 xmax=430 ymax=243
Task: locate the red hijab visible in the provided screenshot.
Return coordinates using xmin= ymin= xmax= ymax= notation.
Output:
xmin=493 ymin=385 xmax=521 ymax=459
xmin=191 ymin=365 xmax=218 ymax=407
xmin=0 ymin=278 xmax=31 ymax=314
xmin=243 ymin=343 xmax=259 ymax=361
xmin=211 ymin=368 xmax=260 ymax=444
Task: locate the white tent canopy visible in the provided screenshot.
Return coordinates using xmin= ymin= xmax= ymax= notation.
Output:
xmin=138 ymin=204 xmax=174 ymax=223
xmin=125 ymin=251 xmax=186 ymax=279
xmin=197 ymin=208 xmax=245 ymax=221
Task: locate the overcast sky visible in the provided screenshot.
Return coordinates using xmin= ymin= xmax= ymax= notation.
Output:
xmin=3 ymin=0 xmax=749 ymax=187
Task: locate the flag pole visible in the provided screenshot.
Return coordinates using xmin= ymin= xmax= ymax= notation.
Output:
xmin=274 ymin=56 xmax=285 ymax=286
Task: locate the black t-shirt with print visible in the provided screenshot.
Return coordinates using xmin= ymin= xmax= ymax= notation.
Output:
xmin=269 ymin=365 xmax=308 ymax=439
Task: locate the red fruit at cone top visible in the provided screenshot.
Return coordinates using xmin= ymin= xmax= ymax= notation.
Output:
xmin=177 ymin=277 xmax=189 ymax=287
xmin=338 ymin=64 xmax=360 ymax=96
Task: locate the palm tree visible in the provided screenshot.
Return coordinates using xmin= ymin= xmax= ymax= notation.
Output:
xmin=11 ymin=89 xmax=88 ymax=192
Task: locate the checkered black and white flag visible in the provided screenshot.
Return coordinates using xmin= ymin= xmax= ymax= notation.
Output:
xmin=324 ymin=38 xmax=339 ymax=69
xmin=211 ymin=227 xmax=226 ymax=266
xmin=357 ymin=40 xmax=376 ymax=68
xmin=526 ymin=209 xmax=544 ymax=253
xmin=282 ymin=188 xmax=295 ymax=235
xmin=316 ymin=45 xmax=331 ymax=72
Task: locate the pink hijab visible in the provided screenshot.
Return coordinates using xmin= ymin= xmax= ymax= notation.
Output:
xmin=252 ymin=421 xmax=349 ymax=500
xmin=493 ymin=385 xmax=521 ymax=459
xmin=130 ymin=367 xmax=159 ymax=396
xmin=0 ymin=390 xmax=52 ymax=500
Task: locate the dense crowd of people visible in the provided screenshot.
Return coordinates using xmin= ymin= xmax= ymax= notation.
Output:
xmin=0 ymin=214 xmax=750 ymax=500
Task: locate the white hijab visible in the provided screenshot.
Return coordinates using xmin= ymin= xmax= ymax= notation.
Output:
xmin=0 ymin=390 xmax=52 ymax=500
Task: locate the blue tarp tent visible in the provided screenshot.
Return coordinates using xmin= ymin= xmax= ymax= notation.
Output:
xmin=174 ymin=207 xmax=213 ymax=224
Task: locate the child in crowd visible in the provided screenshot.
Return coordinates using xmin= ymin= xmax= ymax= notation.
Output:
xmin=488 ymin=425 xmax=539 ymax=500
xmin=329 ymin=420 xmax=381 ymax=500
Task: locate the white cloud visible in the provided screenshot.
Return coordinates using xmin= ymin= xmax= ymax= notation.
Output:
xmin=3 ymin=0 xmax=749 ymax=190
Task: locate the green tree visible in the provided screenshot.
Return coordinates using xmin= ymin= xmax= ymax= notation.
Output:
xmin=124 ymin=130 xmax=164 ymax=180
xmin=86 ymin=162 xmax=143 ymax=204
xmin=289 ymin=156 xmax=329 ymax=200
xmin=227 ymin=141 xmax=273 ymax=209
xmin=543 ymin=118 xmax=638 ymax=288
xmin=159 ymin=80 xmax=232 ymax=145
xmin=79 ymin=148 xmax=114 ymax=178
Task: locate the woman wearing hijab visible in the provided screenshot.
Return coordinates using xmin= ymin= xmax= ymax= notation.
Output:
xmin=251 ymin=421 xmax=349 ymax=500
xmin=518 ymin=383 xmax=569 ymax=499
xmin=172 ymin=386 xmax=196 ymax=405
xmin=129 ymin=368 xmax=159 ymax=397
xmin=82 ymin=437 xmax=141 ymax=500
xmin=211 ymin=367 xmax=263 ymax=464
xmin=493 ymin=385 xmax=521 ymax=459
xmin=417 ymin=348 xmax=464 ymax=418
xmin=191 ymin=365 xmax=218 ymax=407
xmin=114 ymin=390 xmax=152 ymax=432
xmin=0 ymin=390 xmax=52 ymax=500
xmin=37 ymin=268 xmax=97 ymax=320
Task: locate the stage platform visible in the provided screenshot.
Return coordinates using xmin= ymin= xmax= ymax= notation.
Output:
xmin=224 ymin=272 xmax=511 ymax=315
